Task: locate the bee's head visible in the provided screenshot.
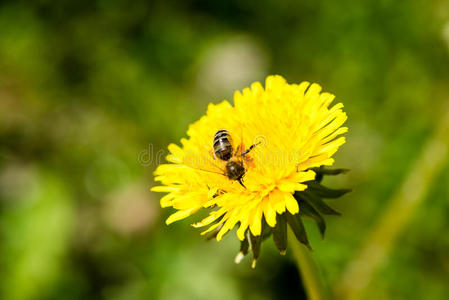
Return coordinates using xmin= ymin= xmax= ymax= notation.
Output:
xmin=226 ymin=160 xmax=245 ymax=180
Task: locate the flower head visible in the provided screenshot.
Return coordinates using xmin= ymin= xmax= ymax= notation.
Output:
xmin=152 ymin=75 xmax=349 ymax=266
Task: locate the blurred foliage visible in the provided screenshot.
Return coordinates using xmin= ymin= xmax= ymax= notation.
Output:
xmin=0 ymin=0 xmax=449 ymax=299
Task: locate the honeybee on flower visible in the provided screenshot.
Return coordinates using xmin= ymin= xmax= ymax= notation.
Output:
xmin=152 ymin=75 xmax=350 ymax=267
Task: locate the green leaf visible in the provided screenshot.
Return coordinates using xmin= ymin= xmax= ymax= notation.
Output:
xmin=306 ymin=181 xmax=351 ymax=199
xmin=240 ymin=235 xmax=249 ymax=256
xmin=313 ymin=167 xmax=349 ymax=175
xmin=205 ymin=223 xmax=223 ymax=241
xmin=286 ymin=212 xmax=312 ymax=250
xmin=312 ymin=167 xmax=349 ymax=182
xmin=299 ymin=191 xmax=341 ymax=216
xmin=261 ymin=217 xmax=273 ymax=241
xmin=298 ymin=199 xmax=326 ymax=238
xmin=235 ymin=233 xmax=250 ymax=264
xmin=204 ymin=214 xmax=225 ymax=240
xmin=249 ymin=232 xmax=262 ymax=268
xmin=272 ymin=214 xmax=287 ymax=254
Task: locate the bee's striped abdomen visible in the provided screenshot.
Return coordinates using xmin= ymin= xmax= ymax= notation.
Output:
xmin=213 ymin=129 xmax=233 ymax=161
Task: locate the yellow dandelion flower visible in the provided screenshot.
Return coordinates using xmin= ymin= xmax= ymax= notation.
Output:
xmin=152 ymin=75 xmax=349 ymax=266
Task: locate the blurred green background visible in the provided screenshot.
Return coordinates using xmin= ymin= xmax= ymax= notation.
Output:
xmin=1 ymin=0 xmax=449 ymax=299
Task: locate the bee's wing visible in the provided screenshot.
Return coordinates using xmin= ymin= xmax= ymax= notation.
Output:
xmin=184 ymin=145 xmax=226 ymax=176
xmin=185 ymin=165 xmax=226 ymax=176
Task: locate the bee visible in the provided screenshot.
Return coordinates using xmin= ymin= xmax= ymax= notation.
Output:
xmin=212 ymin=129 xmax=259 ymax=187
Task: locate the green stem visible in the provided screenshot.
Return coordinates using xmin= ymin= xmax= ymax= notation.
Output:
xmin=289 ymin=229 xmax=328 ymax=300
xmin=335 ymin=106 xmax=449 ymax=300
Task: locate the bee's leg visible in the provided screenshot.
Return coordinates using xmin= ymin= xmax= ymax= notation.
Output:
xmin=241 ymin=142 xmax=261 ymax=156
xmin=237 ymin=177 xmax=246 ymax=188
